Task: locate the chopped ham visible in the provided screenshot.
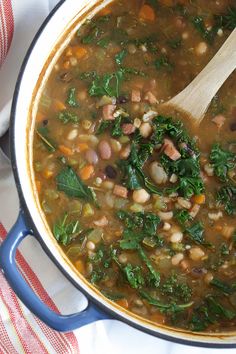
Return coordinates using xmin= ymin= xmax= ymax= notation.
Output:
xmin=163 ymin=138 xmax=181 ymax=161
xmin=144 ymin=91 xmax=158 ymax=104
xmin=113 ymin=185 xmax=128 ymax=198
xmin=102 ymin=104 xmax=116 ymax=120
xmin=122 ymin=123 xmax=135 ymax=135
xmin=212 ymin=114 xmax=226 ymax=128
xmin=94 ymin=216 xmax=108 ymax=227
xmin=131 ymin=89 xmax=141 ymax=102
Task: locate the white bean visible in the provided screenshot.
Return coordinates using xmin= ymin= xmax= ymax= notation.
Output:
xmin=149 ymin=162 xmax=168 ymax=185
xmin=189 ymin=247 xmax=205 ymax=261
xmin=195 ymin=41 xmax=208 ymax=56
xmin=171 ymin=253 xmax=184 ymax=266
xmin=177 ymin=197 xmax=191 ymax=210
xmin=170 ymin=232 xmax=183 ymax=243
xmin=67 ymin=129 xmax=78 ymax=140
xmin=158 ymin=211 xmax=173 ymax=221
xmin=133 ymin=189 xmax=150 ymax=204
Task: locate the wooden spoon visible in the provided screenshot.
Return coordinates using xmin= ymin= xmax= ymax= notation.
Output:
xmin=163 ymin=28 xmax=236 ymax=125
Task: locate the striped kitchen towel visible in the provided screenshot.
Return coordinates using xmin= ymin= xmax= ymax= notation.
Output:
xmin=0 ymin=0 xmax=14 ymax=67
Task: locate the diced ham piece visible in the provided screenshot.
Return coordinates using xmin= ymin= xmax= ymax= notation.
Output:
xmin=131 ymin=89 xmax=141 ymax=103
xmin=102 ymin=104 xmax=116 ymax=120
xmin=212 ymin=114 xmax=226 ymax=128
xmin=113 ymin=185 xmax=128 ymax=198
xmin=122 ymin=123 xmax=135 ymax=135
xmin=94 ymin=216 xmax=108 ymax=227
xmin=144 ymin=91 xmax=158 ymax=104
xmin=163 ymin=138 xmax=181 ymax=161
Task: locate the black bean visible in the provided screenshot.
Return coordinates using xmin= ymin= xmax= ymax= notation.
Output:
xmin=105 ymin=165 xmax=117 ymax=179
xmin=230 ymin=122 xmax=236 ymax=132
xmin=42 ymin=119 xmax=48 ymax=126
xmin=117 ymin=96 xmax=129 ymax=104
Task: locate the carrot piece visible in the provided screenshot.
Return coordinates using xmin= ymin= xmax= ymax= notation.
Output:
xmin=58 ymin=145 xmax=73 ymax=156
xmin=80 ymin=165 xmax=94 ymax=180
xmin=75 ymin=260 xmax=85 ymax=274
xmin=76 ymin=143 xmax=89 ymax=152
xmin=74 ymin=47 xmax=88 ymax=59
xmin=139 ymin=5 xmax=155 ymax=22
xmin=35 ymin=180 xmax=41 ymax=193
xmin=36 ymin=112 xmax=46 ymax=122
xmin=115 ymin=298 xmax=129 ymax=309
xmin=192 ymin=194 xmax=206 ymax=205
xmin=53 ymin=99 xmax=66 ymax=111
xmin=43 ymin=169 xmax=53 ymax=179
xmin=99 ymin=6 xmax=111 ymax=16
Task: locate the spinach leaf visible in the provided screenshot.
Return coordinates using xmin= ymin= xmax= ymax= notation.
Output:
xmin=210 ymin=143 xmax=236 ymax=182
xmin=185 ymin=222 xmax=209 ymax=246
xmin=58 ymin=111 xmax=79 ymax=124
xmin=36 ymin=126 xmax=56 ymax=152
xmin=53 ymin=213 xmax=80 ymax=246
xmin=66 ymin=88 xmax=79 ymax=107
xmin=115 ymin=49 xmax=127 ymax=65
xmin=217 ymin=185 xmax=236 ymax=215
xmin=154 ymin=55 xmax=173 ymax=71
xmin=56 ymin=166 xmax=98 ymax=206
xmin=140 ymin=290 xmax=193 ymax=314
xmin=210 ymin=278 xmax=236 ymax=295
xmin=123 ymin=264 xmax=145 ymax=289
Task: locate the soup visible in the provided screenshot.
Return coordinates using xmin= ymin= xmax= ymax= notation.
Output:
xmin=32 ymin=0 xmax=236 ymax=332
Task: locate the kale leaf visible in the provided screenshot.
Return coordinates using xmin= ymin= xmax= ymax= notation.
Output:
xmin=210 ymin=278 xmax=236 ymax=295
xmin=210 ymin=143 xmax=236 ymax=182
xmin=115 ymin=49 xmax=127 ymax=65
xmin=215 ymin=6 xmax=236 ymax=31
xmin=217 ymin=185 xmax=236 ymax=215
xmin=58 ymin=111 xmax=79 ymax=124
xmin=53 ymin=213 xmax=80 ymax=246
xmin=36 ymin=126 xmax=56 ymax=152
xmin=66 ymin=88 xmax=79 ymax=107
xmin=154 ymin=55 xmax=173 ymax=71
xmin=56 ymin=166 xmax=98 ymax=206
xmin=161 ymin=274 xmax=192 ymax=302
xmin=123 ymin=264 xmax=145 ymax=289
xmin=185 ymin=222 xmax=210 ymax=246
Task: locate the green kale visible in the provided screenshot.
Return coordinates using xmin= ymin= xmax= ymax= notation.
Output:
xmin=115 ymin=49 xmax=127 ymax=65
xmin=161 ymin=274 xmax=192 ymax=302
xmin=58 ymin=111 xmax=79 ymax=124
xmin=215 ymin=6 xmax=236 ymax=31
xmin=53 ymin=213 xmax=80 ymax=246
xmin=220 ymin=243 xmax=230 ymax=256
xmin=192 ymin=16 xmax=218 ymax=44
xmin=36 ymin=126 xmax=56 ymax=152
xmin=185 ymin=222 xmax=210 ymax=246
xmin=154 ymin=55 xmax=173 ymax=71
xmin=210 ymin=143 xmax=236 ymax=182
xmin=140 ymin=290 xmax=193 ymax=314
xmin=217 ymin=185 xmax=236 ymax=215
xmin=97 ymin=36 xmax=110 ymax=48
xmin=96 ymin=120 xmax=111 ymax=135
xmin=66 ymin=88 xmax=79 ymax=107
xmin=167 ymin=38 xmax=182 ymax=49
xmin=56 ymin=166 xmax=98 ymax=206
xmin=189 ymin=296 xmax=236 ymax=331
xmin=117 ymin=210 xmax=161 ymax=236
xmin=175 ymin=210 xmax=193 ymax=226
xmin=79 ymin=15 xmax=110 ymax=44
xmin=210 ymin=278 xmax=236 ymax=295
xmin=100 ymin=290 xmax=125 ymax=301
xmin=96 ymin=116 xmax=132 ymax=138
xmin=123 ymin=264 xmax=145 ymax=289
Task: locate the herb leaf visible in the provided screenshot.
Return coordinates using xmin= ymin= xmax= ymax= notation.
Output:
xmin=56 ymin=166 xmax=98 ymax=206
xmin=53 ymin=213 xmax=80 ymax=246
xmin=36 ymin=126 xmax=56 ymax=152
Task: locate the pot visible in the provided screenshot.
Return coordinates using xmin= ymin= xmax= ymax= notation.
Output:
xmin=0 ymin=0 xmax=235 ymax=348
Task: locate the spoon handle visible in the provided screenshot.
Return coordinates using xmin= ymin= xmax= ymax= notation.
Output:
xmin=166 ymin=28 xmax=236 ymax=124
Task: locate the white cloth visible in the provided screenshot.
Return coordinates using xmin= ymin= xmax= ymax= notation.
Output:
xmin=0 ymin=1 xmax=236 ymax=353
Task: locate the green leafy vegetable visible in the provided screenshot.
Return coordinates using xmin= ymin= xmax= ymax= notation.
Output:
xmin=123 ymin=264 xmax=145 ymax=289
xmin=66 ymin=88 xmax=79 ymax=107
xmin=79 ymin=15 xmax=110 ymax=44
xmin=215 ymin=6 xmax=236 ymax=31
xmin=58 ymin=111 xmax=79 ymax=124
xmin=161 ymin=274 xmax=192 ymax=302
xmin=175 ymin=210 xmax=192 ymax=226
xmin=192 ymin=16 xmax=218 ymax=44
xmin=217 ymin=185 xmax=236 ymax=215
xmin=210 ymin=143 xmax=236 ymax=182
xmin=117 ymin=210 xmax=161 ymax=236
xmin=53 ymin=213 xmax=80 ymax=246
xmin=101 ymin=290 xmax=125 ymax=301
xmin=167 ymin=38 xmax=182 ymax=49
xmin=115 ymin=49 xmax=127 ymax=65
xmin=97 ymin=37 xmax=110 ymax=48
xmin=96 ymin=116 xmax=132 ymax=137
xmin=56 ymin=166 xmax=98 ymax=206
xmin=155 ymin=55 xmax=173 ymax=71
xmin=36 ymin=126 xmax=56 ymax=152
xmin=185 ymin=222 xmax=210 ymax=246
xmin=210 ymin=278 xmax=236 ymax=295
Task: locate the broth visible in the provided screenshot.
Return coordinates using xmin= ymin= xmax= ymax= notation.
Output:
xmin=32 ymin=0 xmax=236 ymax=332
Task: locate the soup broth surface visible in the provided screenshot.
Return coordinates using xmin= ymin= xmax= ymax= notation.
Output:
xmin=33 ymin=0 xmax=236 ymax=332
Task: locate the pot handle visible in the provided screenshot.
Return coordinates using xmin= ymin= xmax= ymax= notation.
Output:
xmin=0 ymin=211 xmax=111 ymax=332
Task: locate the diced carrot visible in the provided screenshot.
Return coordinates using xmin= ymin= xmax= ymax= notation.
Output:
xmin=163 ymin=139 xmax=181 ymax=161
xmin=36 ymin=112 xmax=46 ymax=122
xmin=215 ymin=225 xmax=223 ymax=231
xmin=192 ymin=194 xmax=206 ymax=205
xmin=35 ymin=180 xmax=41 ymax=193
xmin=75 ymin=260 xmax=85 ymax=274
xmin=76 ymin=143 xmax=89 ymax=152
xmin=53 ymin=99 xmax=66 ymax=111
xmin=80 ymin=165 xmax=94 ymax=180
xmin=139 ymin=5 xmax=155 ymax=22
xmin=58 ymin=145 xmax=73 ymax=156
xmin=99 ymin=6 xmax=111 ymax=16
xmin=63 ymin=60 xmax=70 ymax=69
xmin=43 ymin=169 xmax=53 ymax=179
xmin=115 ymin=298 xmax=129 ymax=309
xmin=74 ymin=47 xmax=88 ymax=59
xmin=212 ymin=114 xmax=226 ymax=128
xmin=65 ymin=47 xmax=73 ymax=57
xmin=113 ymin=185 xmax=128 ymax=198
